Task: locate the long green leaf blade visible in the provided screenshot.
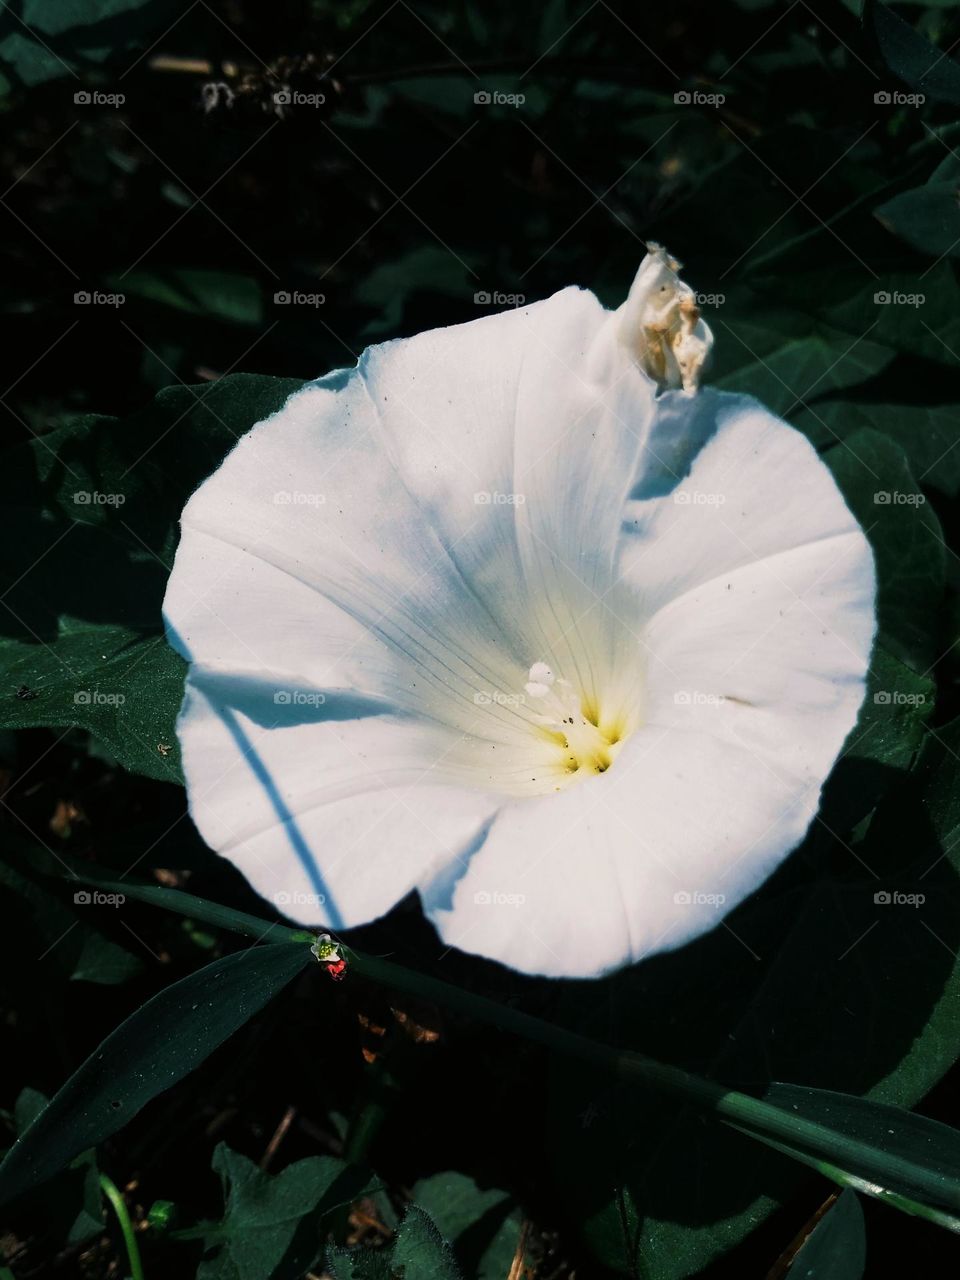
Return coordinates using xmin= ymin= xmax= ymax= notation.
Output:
xmin=0 ymin=942 xmax=312 ymax=1205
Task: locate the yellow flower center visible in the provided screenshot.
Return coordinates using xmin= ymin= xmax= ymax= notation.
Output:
xmin=524 ymin=662 xmax=630 ymax=783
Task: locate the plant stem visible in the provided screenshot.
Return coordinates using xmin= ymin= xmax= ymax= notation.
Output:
xmin=100 ymin=1173 xmax=145 ymax=1280
xmin=73 ymin=873 xmax=958 ymax=1221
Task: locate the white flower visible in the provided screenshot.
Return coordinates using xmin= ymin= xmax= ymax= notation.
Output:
xmin=163 ymin=246 xmax=875 ymax=979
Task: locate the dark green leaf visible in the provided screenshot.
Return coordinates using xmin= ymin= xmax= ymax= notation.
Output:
xmin=875 ymin=181 xmax=960 ymax=261
xmin=791 ymin=400 xmax=960 ymax=499
xmin=790 ymin=1190 xmax=866 ymax=1279
xmin=411 ymin=1173 xmax=523 ymax=1280
xmin=0 ymin=941 xmax=312 ymax=1205
xmin=329 ymin=1205 xmax=463 ymax=1280
xmin=752 ymin=1084 xmax=960 ymax=1228
xmin=197 ymin=1144 xmax=375 ymax=1280
xmin=827 ymin=428 xmax=945 ymax=671
xmin=872 ymin=1 xmax=960 ymax=106
xmin=8 ymin=1090 xmax=102 ymax=1247
xmin=0 ymin=0 xmax=181 ymax=85
xmin=0 ymin=846 xmax=142 ymax=986
xmin=0 ymin=374 xmax=302 ymax=781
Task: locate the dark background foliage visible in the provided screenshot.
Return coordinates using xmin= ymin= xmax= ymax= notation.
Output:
xmin=2 ymin=0 xmax=960 ymax=1276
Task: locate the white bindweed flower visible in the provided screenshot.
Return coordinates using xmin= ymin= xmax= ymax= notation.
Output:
xmin=163 ymin=245 xmax=875 ymax=979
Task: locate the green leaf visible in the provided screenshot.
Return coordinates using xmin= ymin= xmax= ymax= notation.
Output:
xmin=77 ymin=870 xmax=308 ymax=945
xmin=761 ymin=260 xmax=960 ymax=374
xmin=391 ymin=1205 xmax=463 ymax=1280
xmin=791 ymin=400 xmax=960 ymax=499
xmin=112 ymin=269 xmax=264 ymax=328
xmin=411 ymin=1172 xmax=523 ymax=1280
xmin=0 ymin=629 xmax=188 ymax=784
xmin=0 ymin=0 xmax=180 ymax=85
xmin=329 ymin=1205 xmax=463 ymax=1280
xmin=875 ymin=181 xmax=960 ymax=261
xmin=819 ymin=647 xmax=932 ymax=831
xmin=826 ymin=429 xmax=945 ymax=672
xmin=0 ymin=845 xmax=142 ymax=986
xmin=0 ymin=941 xmax=312 ymax=1205
xmin=871 ymin=1 xmax=960 ymax=106
xmin=197 ymin=1144 xmax=374 ymax=1280
xmin=355 ymin=247 xmax=477 ymax=338
xmin=0 ymin=374 xmax=302 ymax=781
xmin=7 ymin=1090 xmax=102 ymax=1248
xmin=57 ymin=872 xmax=960 ymax=1274
xmin=790 ymin=1190 xmax=866 ymax=1279
xmin=712 ymin=310 xmax=895 ymax=419
xmin=752 ymin=1085 xmax=960 ymax=1228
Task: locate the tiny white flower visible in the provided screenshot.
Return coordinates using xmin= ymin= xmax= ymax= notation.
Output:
xmin=163 ymin=246 xmax=875 ymax=979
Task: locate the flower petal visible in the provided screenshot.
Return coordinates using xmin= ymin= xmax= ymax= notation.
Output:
xmin=428 ymin=396 xmax=875 ymax=977
xmin=175 ymin=673 xmax=499 ymax=929
xmin=428 ymin=720 xmax=823 ymax=978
